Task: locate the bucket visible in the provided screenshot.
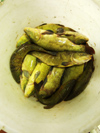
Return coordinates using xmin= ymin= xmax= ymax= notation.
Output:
xmin=0 ymin=0 xmax=100 ymax=132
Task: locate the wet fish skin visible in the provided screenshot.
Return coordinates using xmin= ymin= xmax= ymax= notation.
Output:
xmin=36 ymin=23 xmax=76 ymax=33
xmin=39 ymin=67 xmax=65 ymax=98
xmin=20 ymin=54 xmax=36 ymax=91
xmin=24 ymin=27 xmax=87 ymax=52
xmin=32 ymin=51 xmax=92 ymax=67
xmin=35 ymin=79 xmax=76 ymax=109
xmin=24 ymin=62 xmax=51 ymax=97
xmin=16 ymin=34 xmax=31 ymax=48
xmin=65 ymin=59 xmax=94 ymax=100
xmin=61 ymin=64 xmax=84 ymax=100
xmin=16 ymin=23 xmax=76 ymax=47
xmin=62 ymin=64 xmax=84 ymax=85
xmin=34 ymin=64 xmax=84 ymax=108
xmin=10 ymin=43 xmax=55 ymax=83
xmin=58 ymin=31 xmax=89 ymax=44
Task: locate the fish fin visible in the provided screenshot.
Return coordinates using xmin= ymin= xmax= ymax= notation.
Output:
xmin=85 ymin=44 xmax=95 ymax=54
xmin=61 ymin=62 xmax=72 ymax=66
xmin=42 ymin=30 xmax=54 ymax=35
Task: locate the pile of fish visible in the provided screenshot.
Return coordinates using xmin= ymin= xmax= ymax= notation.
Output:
xmin=10 ymin=23 xmax=95 ymax=109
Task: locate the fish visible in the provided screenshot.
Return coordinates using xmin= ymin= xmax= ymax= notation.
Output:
xmin=35 ymin=79 xmax=76 ymax=109
xmin=39 ymin=67 xmax=65 ymax=98
xmin=24 ymin=62 xmax=51 ymax=97
xmin=20 ymin=54 xmax=36 ymax=91
xmin=32 ymin=51 xmax=92 ymax=67
xmin=58 ymin=64 xmax=84 ymax=101
xmin=65 ymin=59 xmax=94 ymax=100
xmin=62 ymin=64 xmax=84 ymax=84
xmin=58 ymin=31 xmax=89 ymax=44
xmin=36 ymin=23 xmax=76 ymax=33
xmin=24 ymin=27 xmax=88 ymax=52
xmin=16 ymin=34 xmax=31 ymax=48
xmin=34 ymin=64 xmax=84 ymax=109
xmin=16 ymin=23 xmax=76 ymax=47
xmin=10 ymin=43 xmax=55 ymax=83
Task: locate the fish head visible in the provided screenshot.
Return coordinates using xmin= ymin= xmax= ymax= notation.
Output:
xmin=72 ymin=53 xmax=92 ymax=64
xmin=24 ymin=27 xmax=40 ymax=42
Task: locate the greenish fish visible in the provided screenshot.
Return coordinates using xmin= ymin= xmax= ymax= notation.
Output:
xmin=35 ymin=79 xmax=76 ymax=109
xmin=56 ymin=64 xmax=84 ymax=101
xmin=32 ymin=51 xmax=92 ymax=67
xmin=39 ymin=67 xmax=65 ymax=98
xmin=59 ymin=31 xmax=89 ymax=44
xmin=65 ymin=59 xmax=94 ymax=100
xmin=34 ymin=64 xmax=84 ymax=109
xmin=20 ymin=54 xmax=36 ymax=91
xmin=24 ymin=27 xmax=87 ymax=52
xmin=24 ymin=62 xmax=51 ymax=97
xmin=10 ymin=43 xmax=55 ymax=83
xmin=36 ymin=23 xmax=76 ymax=33
xmin=62 ymin=64 xmax=84 ymax=84
xmin=16 ymin=23 xmax=75 ymax=48
xmin=16 ymin=34 xmax=31 ymax=48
